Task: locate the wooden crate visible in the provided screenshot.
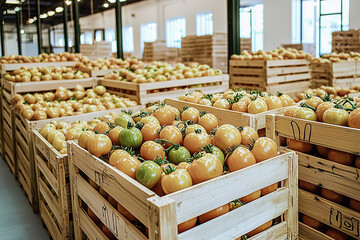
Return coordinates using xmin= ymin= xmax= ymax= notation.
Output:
xmin=266 ymin=115 xmax=360 ymax=239
xmin=332 ymin=29 xmax=360 ymax=52
xmin=165 ymin=98 xmax=287 ymax=131
xmin=229 ymin=59 xmax=311 ymax=97
xmin=80 ymin=42 xmax=113 ymax=59
xmin=76 ymin=68 xmax=122 ymax=78
xmin=99 ymin=75 xmax=229 ymax=105
xmin=32 ymin=106 xmax=143 ymax=240
xmin=69 ymin=139 xmax=298 ymax=240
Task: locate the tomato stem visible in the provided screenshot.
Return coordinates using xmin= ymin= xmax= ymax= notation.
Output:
xmin=300 ymin=102 xmax=316 ymax=112
xmin=163 ymin=164 xmax=176 ymax=174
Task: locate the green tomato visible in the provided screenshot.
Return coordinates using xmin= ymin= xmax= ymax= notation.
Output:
xmin=118 ymin=127 xmax=143 ymax=149
xmin=168 ymin=146 xmax=191 ymax=165
xmin=136 ymin=161 xmax=161 ymax=188
xmin=115 ymin=113 xmax=135 ymax=128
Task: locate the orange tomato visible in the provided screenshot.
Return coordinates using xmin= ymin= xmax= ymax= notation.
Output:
xmin=231 ymin=100 xmax=248 ymax=112
xmin=305 ymin=96 xmax=323 ymax=109
xmin=325 ymin=228 xmax=349 ymax=240
xmin=93 ymin=122 xmax=110 ymax=134
xmin=355 ymin=156 xmax=360 ymax=169
xmin=316 ymin=102 xmax=335 ymax=122
xmin=140 ymin=141 xmax=165 ymax=160
xmin=240 ymin=190 xmax=261 ymax=203
xmin=87 ymin=207 xmax=100 ymax=224
xmin=198 ymin=204 xmax=229 ymax=224
xmin=284 ymin=105 xmax=300 ymax=117
xmin=245 ymin=220 xmax=272 ymax=237
xmin=87 ymin=134 xmax=112 ymax=157
xmin=108 ymin=126 xmax=123 ymax=145
xmin=78 ymin=131 xmax=95 ymax=149
xmin=151 ymin=173 xmax=165 ymax=197
xmin=178 ymin=217 xmax=197 ymax=234
xmin=261 ymin=183 xmax=278 ymax=196
xmin=107 ymin=195 xmax=118 ymax=208
xmin=264 ymin=96 xmax=283 ymax=110
xmin=159 ymin=125 xmax=183 ymax=148
xmin=213 ymin=99 xmax=231 ymax=109
xmin=213 ymin=124 xmax=241 ymax=151
xmin=226 ymin=147 xmax=256 ymax=172
xmin=183 ymin=131 xmax=211 ymax=154
xmin=286 ymin=138 xmax=313 ymax=153
xmin=117 ymin=203 xmax=136 ymax=222
xmin=302 ymin=215 xmax=324 ymax=230
xmin=161 ymin=169 xmax=192 ymax=194
xmin=181 ymin=107 xmax=200 ymax=123
xmin=109 ymin=150 xmax=131 ymax=166
xmin=115 ymin=156 xmax=141 ymax=179
xmin=327 ymin=149 xmax=355 ymax=166
xmin=321 ymin=188 xmax=345 ymax=204
xmin=141 ymin=123 xmax=161 ymax=142
xmin=177 ymin=162 xmax=191 ymax=172
xmin=240 ymin=126 xmax=258 ymax=147
xmin=348 ymin=108 xmax=360 ymax=128
xmin=349 ymin=198 xmax=360 ymax=213
xmin=317 ymin=145 xmax=330 ymax=158
xmin=188 ymin=153 xmax=223 ymax=184
xmin=153 ymin=105 xmax=176 ymax=126
xmin=198 ymin=113 xmax=218 ymax=133
xmin=251 ymin=137 xmax=277 ymax=162
xmin=248 ymin=98 xmax=268 ymax=114
xmin=299 ymin=180 xmax=320 ymax=194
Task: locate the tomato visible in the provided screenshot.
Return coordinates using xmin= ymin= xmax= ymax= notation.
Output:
xmin=213 ymin=124 xmax=241 ymax=151
xmin=178 ymin=217 xmax=197 ymax=234
xmin=139 ymin=116 xmax=160 ymax=126
xmin=141 ymin=123 xmax=160 ymax=142
xmin=283 ymin=105 xmax=300 ymax=117
xmin=184 ymin=124 xmax=207 ymax=135
xmin=199 ymin=98 xmax=212 ymax=106
xmin=201 ymin=144 xmax=225 ymax=166
xmin=321 ymin=188 xmax=345 ymax=204
xmin=325 ymin=228 xmax=349 ymax=240
xmin=169 ymin=106 xmax=181 ymax=120
xmin=198 ymin=113 xmax=218 ymax=133
xmin=294 ymin=107 xmax=317 ymax=121
xmin=302 ymin=215 xmax=324 ymax=230
xmin=87 ymin=134 xmax=112 ymax=158
xmin=232 ymin=100 xmax=248 ymax=112
xmin=177 ymin=162 xmax=191 ymax=172
xmin=350 ymin=198 xmax=360 ymax=213
xmin=316 ymin=102 xmax=335 ymax=122
xmin=261 ymin=183 xmax=278 ymax=196
xmin=355 ymin=156 xmax=360 ymax=169
xmin=183 ymin=130 xmax=211 ymax=154
xmin=278 ymin=93 xmax=295 ymax=107
xmin=199 ymin=204 xmax=229 ymax=224
xmin=240 ymin=126 xmax=258 ymax=147
xmin=227 ymin=146 xmax=256 ymax=171
xmin=286 ymin=138 xmax=313 ymax=153
xmin=47 ymin=130 xmax=65 ymax=144
xmin=115 ymin=156 xmax=141 ymax=179
xmin=327 ymin=149 xmax=354 ymax=166
xmin=88 ymin=177 xmax=100 ymax=190
xmin=168 ymin=146 xmax=191 ymax=165
xmin=348 ymin=108 xmax=360 ymax=128
xmin=188 ymin=153 xmax=223 ymax=184
xmin=213 ymin=99 xmax=231 ymax=109
xmin=87 ymin=208 xmax=100 ymax=224
xmin=264 ymin=96 xmax=283 ymax=110
xmin=151 ymin=173 xmax=165 ymax=196
xmin=240 ymin=190 xmax=261 ymax=203
xmin=161 ymin=168 xmax=192 ymax=194
xmin=305 ymin=96 xmax=323 ymax=109
xmin=246 ymin=220 xmax=272 ymax=237
xmin=136 ymin=161 xmax=161 ymax=188
xmin=34 ymin=110 xmax=47 ymax=120
xmin=99 ymin=188 xmax=109 ymax=199
xmin=317 ymin=145 xmax=330 ymax=158
xmin=78 ymin=131 xmax=96 ymax=149
xmin=251 ymin=137 xmax=277 ymax=162
xmin=118 ymin=127 xmax=143 ymax=149
xmin=153 ymin=105 xmax=176 ymax=126
xmin=109 ymin=150 xmax=131 ymax=166
xmin=93 ymin=122 xmax=110 ymax=134
xmin=117 ymin=203 xmax=136 ymax=222
xmin=108 ymin=126 xmax=123 ymax=145
xmin=159 ymin=125 xmax=183 ymax=148
xmin=40 ymin=124 xmax=56 ymax=138
xmin=248 ymin=98 xmax=268 ymax=114
xmin=115 ymin=113 xmax=135 ymax=128
xmin=299 ymin=180 xmax=320 ymax=194
xmin=181 ymin=107 xmax=200 ymax=123
xmin=140 ymin=141 xmax=165 ymax=160
xmin=102 ymin=224 xmax=116 ymax=240
xmin=323 ymin=108 xmax=349 ymax=126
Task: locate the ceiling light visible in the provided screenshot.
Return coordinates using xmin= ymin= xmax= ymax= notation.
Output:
xmin=5 ymin=0 xmax=20 ymax=4
xmin=103 ymin=3 xmax=109 ymax=8
xmin=65 ymin=0 xmax=72 ymax=5
xmin=20 ymin=29 xmax=24 ymax=34
xmin=55 ymin=7 xmax=64 ymax=13
xmin=40 ymin=13 xmax=48 ymax=19
xmin=108 ymin=0 xmax=116 ymax=3
xmin=27 ymin=18 xmax=33 ymax=24
xmin=47 ymin=11 xmax=55 ymax=16
xmin=33 ymin=16 xmax=37 ymax=20
xmin=120 ymin=0 xmax=126 ymax=2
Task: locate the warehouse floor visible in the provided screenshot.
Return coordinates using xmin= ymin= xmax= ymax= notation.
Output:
xmin=0 ymin=158 xmax=48 ymax=240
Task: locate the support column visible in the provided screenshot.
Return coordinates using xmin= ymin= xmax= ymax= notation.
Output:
xmin=35 ymin=0 xmax=42 ymax=54
xmin=115 ymin=0 xmax=123 ymax=59
xmin=72 ymin=0 xmax=80 ymax=53
xmin=48 ymin=28 xmax=53 ymax=53
xmin=227 ymin=0 xmax=240 ymax=60
xmin=0 ymin=8 xmax=5 ymax=56
xmin=63 ymin=0 xmax=69 ymax=52
xmin=16 ymin=9 xmax=22 ymax=55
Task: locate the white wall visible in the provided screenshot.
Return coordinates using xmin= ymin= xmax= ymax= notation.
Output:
xmin=349 ymin=0 xmax=360 ymax=29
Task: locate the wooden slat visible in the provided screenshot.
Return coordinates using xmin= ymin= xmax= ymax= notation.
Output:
xmin=78 ymin=209 xmax=109 ymax=240
xmin=39 ymin=201 xmax=63 ymax=240
xmin=299 ymin=222 xmax=333 ymax=240
xmin=1 ymin=61 xmax=77 ymax=72
xmin=36 ymin=154 xmax=59 ymax=195
xmin=249 ymin=221 xmax=287 ymax=240
xmin=38 ymin=177 xmax=62 ymax=226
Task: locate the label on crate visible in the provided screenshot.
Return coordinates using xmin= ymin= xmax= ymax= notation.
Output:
xmin=329 ymin=207 xmax=359 ymax=238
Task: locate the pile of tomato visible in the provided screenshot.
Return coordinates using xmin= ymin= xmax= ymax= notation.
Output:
xmin=77 ymin=103 xmax=281 ymax=238
xmin=179 ymin=89 xmax=295 ymax=114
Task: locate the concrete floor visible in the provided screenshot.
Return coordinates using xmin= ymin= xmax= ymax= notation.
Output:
xmin=0 ymin=158 xmax=49 ymax=240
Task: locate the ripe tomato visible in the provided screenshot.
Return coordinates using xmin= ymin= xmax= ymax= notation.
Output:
xmin=264 ymin=96 xmax=283 ymax=110
xmin=168 ymin=146 xmax=191 ymax=165
xmin=141 ymin=123 xmax=161 ymax=142
xmin=323 ymin=108 xmax=349 ymax=126
xmin=294 ymin=107 xmax=317 ymax=121
xmin=316 ymin=102 xmax=335 ymax=122
xmin=159 ymin=125 xmax=183 ymax=148
xmin=284 ymin=105 xmax=300 ymax=117
xmin=117 ymin=203 xmax=136 ymax=222
xmin=161 ymin=168 xmax=192 ymax=194
xmin=355 ymin=156 xmax=360 ymax=169
xmin=348 ymin=108 xmax=360 ymax=129
xmin=199 ymin=204 xmax=229 ymax=224
xmin=213 ymin=99 xmax=231 ymax=110
xmin=199 ymin=98 xmax=212 ymax=106
xmin=93 ymin=122 xmax=110 ymax=134
xmin=115 ymin=113 xmax=135 ymax=128
xmin=231 ymin=100 xmax=248 ymax=112
xmin=305 ymin=96 xmax=323 ymax=109
xmin=183 ymin=130 xmax=211 ymax=154
xmin=87 ymin=134 xmax=112 ymax=157
xmin=78 ymin=131 xmax=96 ymax=149
xmin=139 ymin=116 xmax=160 ymax=126
xmin=184 ymin=124 xmax=207 ymax=135
xmin=248 ymin=98 xmax=268 ymax=114
xmin=286 ymin=138 xmax=313 ymax=153
xmin=299 ymin=180 xmax=320 ymax=194
xmin=181 ymin=107 xmax=200 ymax=123
xmin=118 ymin=127 xmax=143 ymax=149
xmin=109 ymin=150 xmax=131 ymax=166
xmin=327 ymin=149 xmax=355 ymax=166
xmin=325 ymin=228 xmax=349 ymax=240
xmin=278 ymin=93 xmax=295 ymax=106
xmin=213 ymin=124 xmax=241 ymax=151
xmin=317 ymin=145 xmax=330 ymax=158
xmin=201 ymin=144 xmax=225 ymax=165
xmin=153 ymin=105 xmax=176 ymax=126
xmin=136 ymin=161 xmax=161 ymax=188
xmin=151 ymin=173 xmax=165 ymax=196
xmin=227 ymin=147 xmax=256 ymax=172
xmin=198 ymin=113 xmax=218 ymax=133
xmin=178 ymin=217 xmax=197 ymax=234
xmin=261 ymin=183 xmax=278 ymax=196
xmin=302 ymin=215 xmax=324 ymax=230
xmin=321 ymin=188 xmax=345 ymax=204
xmin=188 ymin=153 xmax=223 ymax=184
xmin=251 ymin=137 xmax=277 ymax=162
xmin=246 ymin=220 xmax=272 ymax=237
xmin=108 ymin=126 xmax=123 ymax=145
xmin=140 ymin=141 xmax=165 ymax=160
xmin=240 ymin=190 xmax=261 ymax=203
xmin=349 ymin=198 xmax=360 ymax=213
xmin=240 ymin=126 xmax=258 ymax=147
xmin=177 ymin=162 xmax=191 ymax=172
xmin=115 ymin=156 xmax=141 ymax=179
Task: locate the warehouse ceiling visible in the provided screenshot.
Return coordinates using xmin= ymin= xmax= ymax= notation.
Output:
xmin=1 ymin=0 xmax=144 ymax=27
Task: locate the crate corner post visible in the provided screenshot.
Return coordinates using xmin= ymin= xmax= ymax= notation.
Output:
xmin=287 ymin=151 xmax=299 ymax=239
xmin=266 ymin=114 xmax=278 ymax=143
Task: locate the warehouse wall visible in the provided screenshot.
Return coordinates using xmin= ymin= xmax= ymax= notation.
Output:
xmin=349 ymin=0 xmax=360 ymax=29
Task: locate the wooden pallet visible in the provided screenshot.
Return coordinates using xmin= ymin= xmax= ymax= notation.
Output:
xmin=266 ymin=115 xmax=360 ymax=239
xmin=69 ymin=139 xmax=298 ymax=240
xmin=99 ymin=75 xmax=229 ymax=104
xmin=165 ymin=98 xmax=287 ymax=131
